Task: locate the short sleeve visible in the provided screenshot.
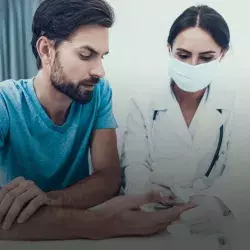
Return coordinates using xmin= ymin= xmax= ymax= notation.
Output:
xmin=0 ymin=93 xmax=9 ymax=148
xmin=93 ymin=79 xmax=118 ymax=130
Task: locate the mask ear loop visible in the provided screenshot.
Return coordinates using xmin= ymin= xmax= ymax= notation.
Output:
xmin=167 ymin=47 xmax=175 ymax=88
xmin=168 ymin=45 xmax=174 ymax=58
xmin=218 ymin=52 xmax=225 ymax=62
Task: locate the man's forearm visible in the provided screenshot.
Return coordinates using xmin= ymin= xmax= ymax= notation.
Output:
xmin=48 ymin=169 xmax=122 ymax=209
xmin=0 ymin=206 xmax=105 ymax=241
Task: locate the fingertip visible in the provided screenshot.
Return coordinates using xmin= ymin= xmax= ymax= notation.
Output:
xmin=17 ymin=214 xmax=25 ymax=223
xmin=175 ymin=203 xmax=195 ymax=213
xmin=17 ymin=215 xmax=27 ymax=223
xmin=2 ymin=223 xmax=10 ymax=230
xmin=184 ymin=202 xmax=197 ymax=210
xmin=17 ymin=218 xmax=23 ymax=223
xmin=15 ymin=176 xmax=25 ymax=182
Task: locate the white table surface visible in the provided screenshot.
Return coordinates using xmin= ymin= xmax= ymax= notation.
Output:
xmin=0 ymin=232 xmax=226 ymax=250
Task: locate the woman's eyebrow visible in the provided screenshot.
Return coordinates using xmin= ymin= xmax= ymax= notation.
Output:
xmin=199 ymin=50 xmax=216 ymax=55
xmin=176 ymin=48 xmax=191 ymax=53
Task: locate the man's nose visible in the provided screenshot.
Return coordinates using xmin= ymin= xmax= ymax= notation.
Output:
xmin=90 ymin=61 xmax=105 ymax=79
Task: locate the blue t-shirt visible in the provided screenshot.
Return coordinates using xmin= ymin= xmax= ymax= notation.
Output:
xmin=0 ymin=78 xmax=118 ymax=191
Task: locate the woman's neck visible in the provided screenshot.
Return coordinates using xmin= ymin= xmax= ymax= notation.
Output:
xmin=172 ymin=83 xmax=206 ymax=109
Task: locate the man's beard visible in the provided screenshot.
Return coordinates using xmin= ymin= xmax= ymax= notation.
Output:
xmin=50 ymin=57 xmax=99 ymax=104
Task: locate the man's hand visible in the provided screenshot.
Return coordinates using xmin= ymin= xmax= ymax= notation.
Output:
xmin=90 ymin=191 xmax=196 ymax=239
xmin=0 ymin=177 xmax=53 ymax=230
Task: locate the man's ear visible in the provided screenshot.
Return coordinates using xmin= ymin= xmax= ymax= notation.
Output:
xmin=36 ymin=37 xmax=56 ymax=68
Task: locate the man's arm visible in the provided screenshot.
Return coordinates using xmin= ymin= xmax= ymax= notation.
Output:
xmin=0 ymin=192 xmax=195 ymax=241
xmin=0 ymin=129 xmax=121 ymax=229
xmin=0 ymin=207 xmax=102 ymax=241
xmin=48 ymin=129 xmax=122 ymax=209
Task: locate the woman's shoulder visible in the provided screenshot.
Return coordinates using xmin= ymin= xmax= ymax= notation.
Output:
xmin=129 ymin=94 xmax=162 ymax=118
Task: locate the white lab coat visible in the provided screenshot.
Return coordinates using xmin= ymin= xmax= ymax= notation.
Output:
xmin=122 ymin=77 xmax=235 ymax=192
xmin=120 ymin=75 xmax=242 ymax=249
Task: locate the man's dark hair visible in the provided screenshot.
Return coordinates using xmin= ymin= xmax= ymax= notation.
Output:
xmin=31 ymin=0 xmax=115 ymax=70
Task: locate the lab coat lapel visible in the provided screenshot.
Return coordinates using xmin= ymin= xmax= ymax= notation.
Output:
xmin=192 ymin=82 xmax=234 ymax=149
xmin=192 ymin=105 xmax=225 ymax=149
xmin=151 ymin=74 xmax=235 ymax=153
xmin=167 ymin=105 xmax=193 ymax=146
xmin=152 ymin=82 xmax=193 ymax=147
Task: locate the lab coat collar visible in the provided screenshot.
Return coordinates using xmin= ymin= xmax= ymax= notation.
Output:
xmin=150 ymin=76 xmax=235 ymax=147
xmin=152 ymin=76 xmax=235 ymax=111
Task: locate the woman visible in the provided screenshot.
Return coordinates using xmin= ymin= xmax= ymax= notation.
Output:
xmin=121 ymin=5 xmax=239 ymax=249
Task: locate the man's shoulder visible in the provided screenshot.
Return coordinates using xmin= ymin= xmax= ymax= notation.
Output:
xmin=91 ymin=78 xmax=113 ymax=109
xmin=0 ymin=78 xmax=31 ymax=98
xmin=0 ymin=79 xmax=15 ymax=92
xmin=0 ymin=79 xmax=34 ymax=117
xmin=95 ymin=78 xmax=112 ymax=96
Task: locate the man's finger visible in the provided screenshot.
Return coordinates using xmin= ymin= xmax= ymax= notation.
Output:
xmin=0 ymin=177 xmax=25 ymax=202
xmin=167 ymin=203 xmax=197 ymax=217
xmin=0 ymin=183 xmax=27 ymax=224
xmin=92 ymin=190 xmax=180 ymax=213
xmin=125 ymin=206 xmax=188 ymax=236
xmin=124 ymin=190 xmax=174 ymax=210
xmin=2 ymin=188 xmax=39 ymax=230
xmin=17 ymin=195 xmax=47 ymax=223
xmin=91 ymin=191 xmax=165 ymax=212
xmin=152 ymin=203 xmax=197 ymax=225
xmin=136 ymin=203 xmax=196 ymax=229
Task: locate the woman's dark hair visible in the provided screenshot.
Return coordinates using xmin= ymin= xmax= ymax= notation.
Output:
xmin=167 ymin=5 xmax=230 ymax=50
xmin=31 ymin=0 xmax=115 ymax=70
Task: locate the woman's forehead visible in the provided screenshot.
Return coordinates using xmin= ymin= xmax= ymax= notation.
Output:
xmin=172 ymin=27 xmax=221 ymax=53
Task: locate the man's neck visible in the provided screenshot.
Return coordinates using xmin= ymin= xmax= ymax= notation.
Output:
xmin=33 ymin=72 xmax=72 ymax=125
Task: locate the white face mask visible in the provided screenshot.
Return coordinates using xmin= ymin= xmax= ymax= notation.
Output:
xmin=168 ymin=55 xmax=221 ymax=92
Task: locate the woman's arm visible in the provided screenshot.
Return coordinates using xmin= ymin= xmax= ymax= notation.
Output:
xmin=205 ymin=106 xmax=250 ymax=222
xmin=121 ymin=98 xmax=153 ymax=194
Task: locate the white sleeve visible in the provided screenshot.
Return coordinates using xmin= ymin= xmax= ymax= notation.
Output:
xmin=120 ymin=98 xmax=152 ymax=194
xmin=205 ymin=108 xmax=250 ymax=224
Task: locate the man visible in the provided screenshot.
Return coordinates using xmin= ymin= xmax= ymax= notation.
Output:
xmin=0 ymin=0 xmax=194 ymax=240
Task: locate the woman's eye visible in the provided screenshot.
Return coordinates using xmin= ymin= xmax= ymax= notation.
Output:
xmin=178 ymin=54 xmax=189 ymax=59
xmin=200 ymin=57 xmax=213 ymax=62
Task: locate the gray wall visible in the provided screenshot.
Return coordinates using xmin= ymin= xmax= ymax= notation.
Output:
xmin=0 ymin=0 xmax=43 ymax=81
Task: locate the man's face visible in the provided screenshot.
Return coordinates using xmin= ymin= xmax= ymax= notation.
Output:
xmin=49 ymin=25 xmax=109 ymax=104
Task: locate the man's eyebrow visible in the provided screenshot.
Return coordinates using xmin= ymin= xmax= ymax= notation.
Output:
xmin=78 ymin=45 xmax=109 ymax=56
